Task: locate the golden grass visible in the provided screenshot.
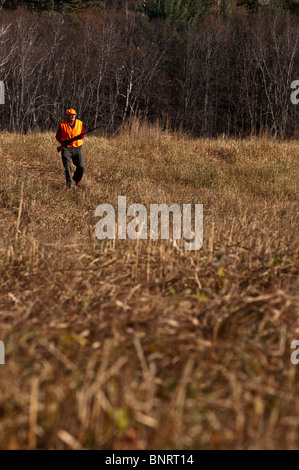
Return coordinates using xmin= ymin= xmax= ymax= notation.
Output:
xmin=0 ymin=122 xmax=298 ymax=449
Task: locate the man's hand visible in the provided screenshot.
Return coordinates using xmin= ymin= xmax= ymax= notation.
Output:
xmin=57 ymin=139 xmax=71 ymax=153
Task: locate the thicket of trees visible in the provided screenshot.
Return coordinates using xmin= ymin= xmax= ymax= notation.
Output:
xmin=0 ymin=1 xmax=298 ymax=136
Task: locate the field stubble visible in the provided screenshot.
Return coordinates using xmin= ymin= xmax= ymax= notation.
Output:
xmin=0 ymin=123 xmax=298 ymax=449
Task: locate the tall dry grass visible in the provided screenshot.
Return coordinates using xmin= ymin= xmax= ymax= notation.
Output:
xmin=0 ymin=122 xmax=298 ymax=449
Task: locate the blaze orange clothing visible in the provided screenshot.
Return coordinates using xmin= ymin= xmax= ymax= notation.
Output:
xmin=56 ymin=119 xmax=85 ymax=148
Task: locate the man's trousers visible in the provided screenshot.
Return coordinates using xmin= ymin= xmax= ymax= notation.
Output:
xmin=61 ymin=146 xmax=85 ymax=188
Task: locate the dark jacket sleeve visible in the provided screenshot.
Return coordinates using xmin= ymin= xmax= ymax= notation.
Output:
xmin=56 ymin=124 xmax=69 ymax=145
xmin=56 ymin=124 xmax=64 ymax=144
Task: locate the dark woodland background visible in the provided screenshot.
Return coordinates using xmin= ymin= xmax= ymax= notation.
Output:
xmin=0 ymin=0 xmax=298 ymax=137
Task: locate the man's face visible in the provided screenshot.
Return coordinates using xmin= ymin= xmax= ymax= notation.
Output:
xmin=67 ymin=113 xmax=76 ymax=124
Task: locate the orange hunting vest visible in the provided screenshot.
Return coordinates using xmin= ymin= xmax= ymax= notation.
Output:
xmin=60 ymin=119 xmax=83 ymax=148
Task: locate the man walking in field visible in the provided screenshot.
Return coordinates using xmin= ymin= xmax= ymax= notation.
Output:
xmin=56 ymin=109 xmax=85 ymax=190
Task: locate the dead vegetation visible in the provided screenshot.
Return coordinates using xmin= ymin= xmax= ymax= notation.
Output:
xmin=0 ymin=122 xmax=298 ymax=449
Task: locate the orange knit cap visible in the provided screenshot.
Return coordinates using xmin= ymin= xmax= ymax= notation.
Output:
xmin=66 ymin=108 xmax=76 ymax=115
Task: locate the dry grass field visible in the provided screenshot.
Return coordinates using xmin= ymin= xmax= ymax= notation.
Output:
xmin=0 ymin=122 xmax=298 ymax=450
